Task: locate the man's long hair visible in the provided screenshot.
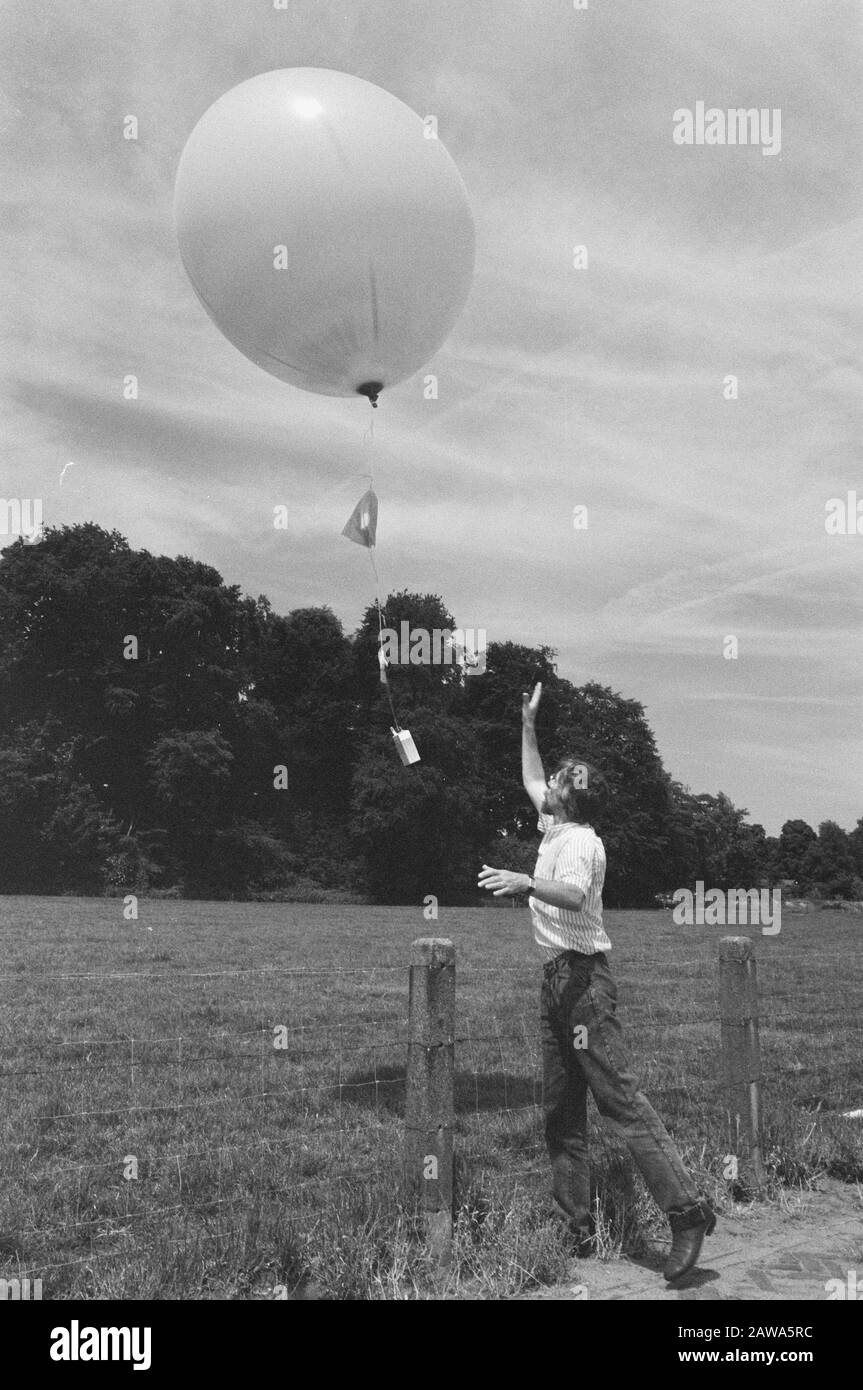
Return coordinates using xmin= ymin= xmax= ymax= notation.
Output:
xmin=553 ymin=757 xmax=610 ymax=826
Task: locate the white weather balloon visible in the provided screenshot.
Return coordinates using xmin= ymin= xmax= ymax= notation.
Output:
xmin=173 ymin=68 xmax=475 ymax=405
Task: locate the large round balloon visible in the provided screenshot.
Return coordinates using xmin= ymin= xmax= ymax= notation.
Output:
xmin=174 ymin=68 xmax=475 ymax=404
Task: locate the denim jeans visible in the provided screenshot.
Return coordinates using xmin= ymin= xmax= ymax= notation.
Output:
xmin=541 ymin=950 xmax=702 ymax=1238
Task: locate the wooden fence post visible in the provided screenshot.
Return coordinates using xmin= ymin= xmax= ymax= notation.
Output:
xmin=719 ymin=935 xmax=766 ymax=1196
xmin=405 ymin=937 xmax=455 ymax=1266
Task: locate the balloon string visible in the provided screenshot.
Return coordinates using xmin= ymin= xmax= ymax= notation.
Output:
xmin=361 ymin=428 xmax=401 ymax=735
xmin=368 ymin=541 xmax=381 ymax=592
xmin=315 ymin=470 xmax=375 ymax=511
xmin=368 ymin=541 xmax=401 ymax=733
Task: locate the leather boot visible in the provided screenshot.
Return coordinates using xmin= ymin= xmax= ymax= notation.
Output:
xmin=663 ymin=1200 xmax=716 ymax=1282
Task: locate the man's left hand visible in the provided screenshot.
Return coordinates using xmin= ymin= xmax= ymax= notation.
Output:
xmin=478 ymin=865 xmax=532 ymax=897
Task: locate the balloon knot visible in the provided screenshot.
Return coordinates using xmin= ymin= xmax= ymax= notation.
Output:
xmin=357 ymin=380 xmax=382 ymax=408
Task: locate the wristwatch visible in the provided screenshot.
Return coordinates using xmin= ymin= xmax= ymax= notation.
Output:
xmin=527 ymin=876 xmax=536 ymax=893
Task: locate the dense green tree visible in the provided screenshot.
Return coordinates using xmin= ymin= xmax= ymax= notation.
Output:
xmin=253 ymin=605 xmax=356 ymax=835
xmin=776 ymin=820 xmax=817 ymax=882
xmin=800 ymin=821 xmax=858 ymax=898
xmin=350 ymin=709 xmax=487 ymax=903
xmin=0 ymin=524 xmax=265 ymax=836
xmin=847 ymin=818 xmax=863 ymax=878
xmin=726 ymin=821 xmax=769 ymax=886
xmin=762 ymin=835 xmax=782 ymax=883
xmin=0 ymin=721 xmax=120 ymax=891
xmin=665 ymin=788 xmax=767 ymax=892
xmin=353 ymin=590 xmax=463 ymax=716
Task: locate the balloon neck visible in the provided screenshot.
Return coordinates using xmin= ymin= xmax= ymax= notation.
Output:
xmin=357 ymin=381 xmax=383 ymax=408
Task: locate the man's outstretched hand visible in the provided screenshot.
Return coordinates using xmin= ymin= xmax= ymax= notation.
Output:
xmin=478 ymin=864 xmax=532 ymax=897
xmin=522 ymin=682 xmax=542 ymax=726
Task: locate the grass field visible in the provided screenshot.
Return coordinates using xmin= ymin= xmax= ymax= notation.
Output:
xmin=1 ymin=897 xmax=861 ymax=1300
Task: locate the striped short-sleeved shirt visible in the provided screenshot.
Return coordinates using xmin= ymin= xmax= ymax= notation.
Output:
xmin=530 ymin=812 xmax=611 ymax=960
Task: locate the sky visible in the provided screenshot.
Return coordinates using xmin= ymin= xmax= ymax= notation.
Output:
xmin=2 ymin=0 xmax=862 ymax=836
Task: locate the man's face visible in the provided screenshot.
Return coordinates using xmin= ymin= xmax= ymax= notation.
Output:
xmin=541 ymin=770 xmax=566 ymax=816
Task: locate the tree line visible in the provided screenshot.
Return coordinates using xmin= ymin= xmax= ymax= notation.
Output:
xmin=1 ymin=523 xmax=861 ymax=905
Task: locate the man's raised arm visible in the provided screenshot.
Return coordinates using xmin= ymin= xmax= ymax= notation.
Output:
xmin=522 ymin=682 xmax=547 ymax=813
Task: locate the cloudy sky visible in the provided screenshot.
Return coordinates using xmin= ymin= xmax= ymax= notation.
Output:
xmin=3 ymin=0 xmax=861 ymax=836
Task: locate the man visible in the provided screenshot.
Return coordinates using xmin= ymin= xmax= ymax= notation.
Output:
xmin=477 ymin=681 xmax=715 ymax=1283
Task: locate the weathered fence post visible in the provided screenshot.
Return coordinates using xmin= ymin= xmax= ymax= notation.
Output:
xmin=405 ymin=937 xmax=455 ymax=1266
xmin=719 ymin=936 xmax=766 ymax=1196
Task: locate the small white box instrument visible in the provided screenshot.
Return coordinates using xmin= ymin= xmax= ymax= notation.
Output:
xmin=391 ymin=728 xmax=421 ymax=765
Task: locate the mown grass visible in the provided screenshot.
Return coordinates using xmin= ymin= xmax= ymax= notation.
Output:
xmin=0 ymin=897 xmax=860 ymax=1299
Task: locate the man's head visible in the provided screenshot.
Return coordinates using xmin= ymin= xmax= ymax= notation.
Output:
xmin=541 ymin=758 xmax=609 ymax=825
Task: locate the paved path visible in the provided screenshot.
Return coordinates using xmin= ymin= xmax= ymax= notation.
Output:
xmin=512 ymin=1178 xmax=863 ymax=1300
